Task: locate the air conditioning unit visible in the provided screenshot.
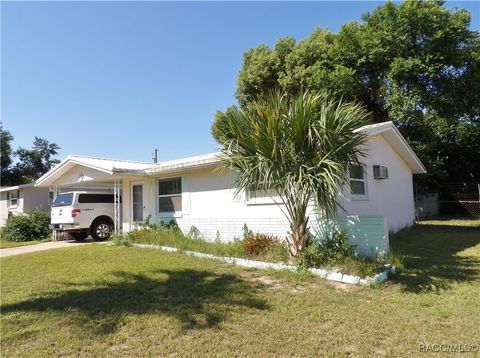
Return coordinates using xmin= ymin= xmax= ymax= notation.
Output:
xmin=373 ymin=165 xmax=388 ymax=179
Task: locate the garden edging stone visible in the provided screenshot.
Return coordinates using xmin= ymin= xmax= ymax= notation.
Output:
xmin=131 ymin=243 xmax=394 ymax=286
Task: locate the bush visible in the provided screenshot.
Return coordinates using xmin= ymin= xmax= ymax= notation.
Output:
xmin=243 ymin=233 xmax=277 ymax=256
xmin=112 ymin=233 xmax=132 ymax=247
xmin=242 ymin=223 xmax=253 ymax=240
xmin=187 ymin=226 xmax=202 ymax=239
xmin=296 ymin=229 xmax=387 ymax=276
xmin=297 ymin=229 xmax=357 ymax=271
xmin=29 ymin=210 xmax=51 ymax=238
xmin=127 ymin=226 xmax=245 ymax=257
xmin=2 ymin=210 xmax=51 ymax=242
xmin=297 ymin=242 xmax=326 ymax=271
xmin=319 ymin=229 xmax=356 ymax=261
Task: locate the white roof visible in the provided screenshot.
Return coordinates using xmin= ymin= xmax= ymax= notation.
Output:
xmin=36 ymin=121 xmax=425 ymax=187
xmin=35 ymin=153 xmax=221 ymax=187
xmin=36 ymin=155 xmax=152 ymax=186
xmin=0 ymin=183 xmax=36 ymax=193
xmin=68 ymin=155 xmax=151 ymax=172
xmin=146 ymin=152 xmax=220 ymax=174
xmin=356 ymin=121 xmax=426 ymax=174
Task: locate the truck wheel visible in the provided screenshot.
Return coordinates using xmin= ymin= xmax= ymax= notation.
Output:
xmin=70 ymin=232 xmax=89 ymax=241
xmin=91 ymin=220 xmax=113 ymax=241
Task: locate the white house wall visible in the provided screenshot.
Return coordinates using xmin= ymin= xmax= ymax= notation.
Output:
xmin=0 ymin=187 xmax=50 ymax=226
xmin=119 ymin=134 xmax=416 ymax=257
xmin=120 ymin=169 xmax=390 ymax=258
xmin=53 ymin=165 xmax=113 ymax=186
xmin=0 ymin=192 xmax=24 ymax=226
xmin=338 ymin=134 xmax=416 ymax=232
xmin=121 ymin=169 xmax=291 ymax=239
xmin=22 ymin=187 xmax=50 ymax=212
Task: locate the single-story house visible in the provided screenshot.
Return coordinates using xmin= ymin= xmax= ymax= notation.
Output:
xmin=0 ymin=183 xmax=52 ymax=226
xmin=35 ymin=121 xmax=426 ymax=257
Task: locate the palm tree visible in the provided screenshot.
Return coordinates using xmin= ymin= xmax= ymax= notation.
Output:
xmin=215 ymin=91 xmax=370 ymax=257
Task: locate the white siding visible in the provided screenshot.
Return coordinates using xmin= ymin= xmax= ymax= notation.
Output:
xmin=0 ymin=187 xmax=50 ymax=226
xmin=120 ymin=133 xmax=416 ymax=257
xmin=22 ymin=187 xmax=50 ymax=212
xmin=0 ymin=191 xmax=24 ymax=226
xmin=121 ymin=169 xmax=290 ymax=238
xmin=338 ymin=134 xmax=416 ymax=232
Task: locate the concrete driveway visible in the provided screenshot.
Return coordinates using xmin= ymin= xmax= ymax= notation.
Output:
xmin=0 ymin=240 xmax=95 ymax=258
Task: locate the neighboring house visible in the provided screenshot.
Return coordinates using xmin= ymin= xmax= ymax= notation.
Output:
xmin=35 ymin=122 xmax=426 ymax=257
xmin=0 ymin=183 xmax=52 ymax=226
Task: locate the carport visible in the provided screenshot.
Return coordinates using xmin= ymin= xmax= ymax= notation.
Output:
xmin=36 ymin=155 xmax=150 ymax=239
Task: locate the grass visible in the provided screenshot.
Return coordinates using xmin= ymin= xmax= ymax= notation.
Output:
xmin=390 ymin=218 xmax=480 ymax=293
xmin=0 ymin=237 xmax=50 ymax=249
xmin=127 ymin=227 xmax=247 ymax=258
xmin=1 ymin=218 xmax=479 ymax=357
xmin=419 ymin=217 xmax=480 ymax=228
xmin=125 ymin=227 xmax=380 ymax=276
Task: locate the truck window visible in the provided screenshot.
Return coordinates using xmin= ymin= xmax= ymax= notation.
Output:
xmin=78 ymin=194 xmax=120 ymax=203
xmin=52 ymin=193 xmax=73 ymax=207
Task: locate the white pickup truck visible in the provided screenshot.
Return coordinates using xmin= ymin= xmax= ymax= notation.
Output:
xmin=50 ymin=191 xmax=119 ymax=241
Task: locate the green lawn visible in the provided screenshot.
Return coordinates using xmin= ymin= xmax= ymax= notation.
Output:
xmin=0 ymin=238 xmax=50 ymax=249
xmin=1 ymin=219 xmax=479 ymax=357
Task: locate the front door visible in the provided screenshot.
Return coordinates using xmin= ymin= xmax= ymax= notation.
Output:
xmin=132 ymin=184 xmax=143 ymax=222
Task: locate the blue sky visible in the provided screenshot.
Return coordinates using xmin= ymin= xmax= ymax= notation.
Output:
xmin=2 ymin=1 xmax=479 ymax=163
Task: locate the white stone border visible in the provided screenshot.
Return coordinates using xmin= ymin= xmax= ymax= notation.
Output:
xmin=132 ymin=243 xmax=395 ymax=286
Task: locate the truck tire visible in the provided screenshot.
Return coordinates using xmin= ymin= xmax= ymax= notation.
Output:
xmin=69 ymin=232 xmax=89 ymax=241
xmin=90 ymin=219 xmax=113 ymax=242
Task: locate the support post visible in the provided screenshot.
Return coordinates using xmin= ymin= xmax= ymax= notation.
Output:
xmin=51 ymin=186 xmax=59 ymax=241
xmin=113 ymin=179 xmax=121 ymax=235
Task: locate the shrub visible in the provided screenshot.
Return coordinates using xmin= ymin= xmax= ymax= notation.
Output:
xmin=112 ymin=233 xmax=132 ymax=247
xmin=159 ymin=219 xmax=181 ymax=232
xmin=297 ymin=229 xmax=357 ymax=271
xmin=187 ymin=226 xmax=202 ymax=239
xmin=296 ymin=242 xmax=326 ymax=272
xmin=387 ymin=250 xmax=405 ymax=272
xmin=29 ymin=210 xmax=51 ymax=238
xmin=2 ymin=210 xmax=51 ymax=242
xmin=242 ymin=223 xmax=252 ymax=240
xmin=243 ymin=233 xmax=277 ymax=256
xmin=127 ymin=226 xmax=245 ymax=257
xmin=319 ymin=229 xmax=356 ymax=261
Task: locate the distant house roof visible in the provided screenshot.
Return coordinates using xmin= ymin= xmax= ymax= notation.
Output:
xmin=0 ymin=183 xmax=36 ymax=193
xmin=36 ymin=121 xmax=425 ymax=187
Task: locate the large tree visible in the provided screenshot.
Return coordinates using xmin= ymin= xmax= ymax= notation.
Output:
xmin=0 ymin=123 xmax=14 ymax=184
xmin=212 ymin=1 xmax=480 ymax=188
xmin=0 ymin=125 xmax=60 ymax=186
xmin=14 ymin=137 xmax=60 ymax=184
xmin=216 ymin=92 xmax=369 ymax=256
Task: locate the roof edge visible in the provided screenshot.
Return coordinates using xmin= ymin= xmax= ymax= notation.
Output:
xmin=0 ymin=183 xmax=36 ymax=192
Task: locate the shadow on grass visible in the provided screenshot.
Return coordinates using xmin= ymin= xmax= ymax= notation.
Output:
xmin=390 ymin=223 xmax=480 ymax=293
xmin=1 ymin=269 xmax=270 ymax=334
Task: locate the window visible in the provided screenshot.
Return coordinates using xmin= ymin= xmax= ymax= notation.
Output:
xmin=249 ymin=188 xmax=278 ymax=200
xmin=158 ymin=177 xmax=182 ymax=213
xmin=247 ymin=186 xmax=283 ymax=205
xmin=52 ymin=193 xmax=73 ymax=207
xmin=350 ymin=165 xmax=367 ymax=199
xmin=48 ymin=190 xmax=55 ymax=205
xmin=7 ymin=190 xmax=20 ymax=207
xmin=78 ymin=194 xmax=118 ymax=204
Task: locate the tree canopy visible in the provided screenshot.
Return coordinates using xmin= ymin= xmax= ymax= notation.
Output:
xmin=212 ymin=1 xmax=480 ymax=188
xmin=0 ymin=123 xmax=60 ymax=186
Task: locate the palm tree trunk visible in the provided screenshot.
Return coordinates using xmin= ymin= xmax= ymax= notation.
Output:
xmin=286 ymin=218 xmax=309 ymax=257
